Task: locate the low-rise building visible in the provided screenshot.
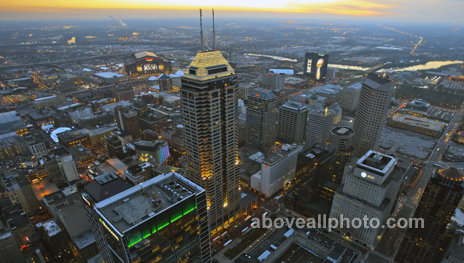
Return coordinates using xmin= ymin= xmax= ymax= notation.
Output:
xmin=33 ymin=95 xmax=66 ymax=109
xmin=58 ymin=130 xmax=90 ymax=149
xmin=123 ymin=163 xmax=155 ymax=185
xmin=69 ymin=145 xmax=94 ymax=166
xmin=132 ymin=140 xmax=171 ymax=166
xmin=26 ymin=109 xmax=57 ymax=128
xmin=387 ymin=113 xmax=445 ymax=137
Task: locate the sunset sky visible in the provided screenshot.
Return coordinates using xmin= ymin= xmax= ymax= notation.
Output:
xmin=1 ymin=0 xmax=464 ymax=22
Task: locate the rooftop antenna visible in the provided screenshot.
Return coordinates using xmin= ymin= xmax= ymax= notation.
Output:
xmin=200 ymin=9 xmax=204 ymax=52
xmin=212 ymin=9 xmax=216 ymax=51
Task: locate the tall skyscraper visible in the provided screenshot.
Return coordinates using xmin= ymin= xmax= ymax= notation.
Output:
xmin=395 ymin=167 xmax=464 ymax=263
xmin=181 ymin=51 xmax=240 ymax=237
xmin=329 ymin=150 xmax=410 ymax=248
xmin=352 ymin=73 xmax=394 ymax=157
xmin=305 ymin=107 xmax=335 ymax=150
xmin=329 ymin=127 xmax=355 ymax=184
xmin=83 ymin=172 xmax=211 ymax=263
xmin=340 ymin=82 xmax=362 ymax=112
xmin=277 ymin=100 xmax=308 ymax=144
xmin=246 ymin=88 xmax=277 ymax=151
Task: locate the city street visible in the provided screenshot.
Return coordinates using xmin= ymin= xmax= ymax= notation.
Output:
xmin=374 ymin=102 xmax=464 ymax=260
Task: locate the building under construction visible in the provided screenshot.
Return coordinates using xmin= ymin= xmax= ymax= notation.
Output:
xmin=124 ymin=51 xmax=172 ymax=77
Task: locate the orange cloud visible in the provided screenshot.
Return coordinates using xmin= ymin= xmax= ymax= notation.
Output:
xmin=0 ymin=0 xmax=399 ymax=19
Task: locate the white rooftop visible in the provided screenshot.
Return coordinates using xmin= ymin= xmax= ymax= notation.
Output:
xmin=42 ymin=220 xmax=61 ymax=237
xmin=94 ymin=72 xmax=125 ymax=79
xmin=270 ymin=69 xmax=294 ymax=75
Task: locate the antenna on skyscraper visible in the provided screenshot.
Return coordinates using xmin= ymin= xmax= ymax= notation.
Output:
xmin=200 ymin=9 xmax=204 ymax=52
xmin=212 ymin=9 xmax=216 ymax=51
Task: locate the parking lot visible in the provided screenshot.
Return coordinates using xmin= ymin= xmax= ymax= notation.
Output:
xmin=380 ymin=127 xmax=437 ymax=160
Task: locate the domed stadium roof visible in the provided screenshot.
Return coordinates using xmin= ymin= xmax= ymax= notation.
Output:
xmin=438 ymin=167 xmax=464 ymax=181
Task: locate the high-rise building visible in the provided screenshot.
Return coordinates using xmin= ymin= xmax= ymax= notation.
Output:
xmin=181 ymin=51 xmax=241 ymax=237
xmin=15 ymin=130 xmax=48 ymax=159
xmin=106 ymin=135 xmax=124 ymax=159
xmin=159 ymin=74 xmax=173 ymax=93
xmin=112 ymin=87 xmax=135 ymax=102
xmin=246 ymin=88 xmax=277 ymax=151
xmin=259 ymin=71 xmax=285 ymax=91
xmin=115 ymin=106 xmax=142 ymax=141
xmin=0 ymin=232 xmax=26 ymax=263
xmin=1 ymin=204 xmax=37 ymax=247
xmin=329 ymin=150 xmax=410 ymax=248
xmin=83 ymin=172 xmax=211 ymax=263
xmin=340 ymin=82 xmax=361 ymax=112
xmin=39 ymin=219 xmax=73 ymax=260
xmin=82 ymin=173 xmax=133 ymax=263
xmin=0 ymin=172 xmax=41 ymax=216
xmin=395 ymin=167 xmax=464 ymax=263
xmin=277 ymin=100 xmax=308 ymax=144
xmin=305 ymin=107 xmax=335 ymax=150
xmin=329 ymin=127 xmax=355 ymax=184
xmin=352 ymin=74 xmax=394 ymax=157
xmin=43 ymin=147 xmax=79 ymax=188
xmin=250 ymin=144 xmax=303 ymax=196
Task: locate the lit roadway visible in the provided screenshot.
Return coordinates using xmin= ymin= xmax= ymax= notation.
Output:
xmin=0 ymin=52 xmax=136 ymax=69
xmin=375 ymin=103 xmax=464 ymax=261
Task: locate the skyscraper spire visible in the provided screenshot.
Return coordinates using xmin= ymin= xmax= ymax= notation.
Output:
xmin=212 ymin=9 xmax=216 ymax=50
xmin=200 ymin=9 xmax=204 ymax=52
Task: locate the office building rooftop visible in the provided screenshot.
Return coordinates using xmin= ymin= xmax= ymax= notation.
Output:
xmin=363 ymin=73 xmax=392 ymax=89
xmin=95 ymin=172 xmax=203 ymax=233
xmin=282 ymin=100 xmax=306 ymax=111
xmin=262 ymin=144 xmax=299 ymax=166
xmin=2 ymin=204 xmax=31 ymax=229
xmin=183 ymin=51 xmax=234 ymax=81
xmin=248 ymin=88 xmax=276 ymax=100
xmin=72 ymin=230 xmax=96 ymax=250
xmin=85 ymin=173 xmax=133 ymax=202
xmin=356 ymin=150 xmax=397 ymax=176
xmin=42 ymin=220 xmax=61 ymax=237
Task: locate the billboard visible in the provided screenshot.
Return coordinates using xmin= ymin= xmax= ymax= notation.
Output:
xmin=304 ymin=52 xmax=329 ymax=81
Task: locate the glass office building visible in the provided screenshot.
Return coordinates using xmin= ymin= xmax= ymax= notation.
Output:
xmin=83 ymin=172 xmax=211 ymax=263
